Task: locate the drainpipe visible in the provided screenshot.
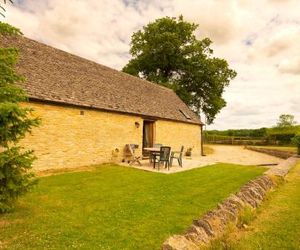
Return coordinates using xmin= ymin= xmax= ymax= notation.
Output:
xmin=199 ymin=109 xmax=205 ymax=157
xmin=201 ymin=125 xmax=205 ymax=156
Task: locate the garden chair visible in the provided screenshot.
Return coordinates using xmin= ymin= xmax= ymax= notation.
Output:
xmin=170 ymin=146 xmax=184 ymax=167
xmin=125 ymin=144 xmax=142 ymax=166
xmin=153 ymin=146 xmax=171 ymax=170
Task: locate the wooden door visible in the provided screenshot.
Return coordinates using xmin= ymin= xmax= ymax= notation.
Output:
xmin=143 ymin=120 xmax=154 ymax=156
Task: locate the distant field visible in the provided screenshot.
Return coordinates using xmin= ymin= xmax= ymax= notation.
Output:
xmin=253 ymin=146 xmax=297 ymax=153
xmin=204 ymin=125 xmax=300 ymax=146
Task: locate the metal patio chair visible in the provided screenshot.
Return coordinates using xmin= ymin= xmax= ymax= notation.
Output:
xmin=150 ymin=143 xmax=163 ymax=163
xmin=153 ymin=146 xmax=171 ymax=170
xmin=170 ymin=146 xmax=184 ymax=167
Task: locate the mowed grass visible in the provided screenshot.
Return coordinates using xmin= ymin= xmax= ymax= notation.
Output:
xmin=226 ymin=160 xmax=300 ymax=250
xmin=0 ymin=164 xmax=266 ymax=250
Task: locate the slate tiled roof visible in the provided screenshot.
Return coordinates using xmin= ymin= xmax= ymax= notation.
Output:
xmin=0 ymin=34 xmax=202 ymax=125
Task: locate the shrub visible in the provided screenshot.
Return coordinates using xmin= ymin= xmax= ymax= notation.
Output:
xmin=291 ymin=135 xmax=300 ymax=155
xmin=267 ymin=125 xmax=300 ymax=145
xmin=0 ymin=147 xmax=38 ymax=212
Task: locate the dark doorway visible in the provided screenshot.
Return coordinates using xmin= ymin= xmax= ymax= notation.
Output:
xmin=143 ymin=120 xmax=154 ymax=156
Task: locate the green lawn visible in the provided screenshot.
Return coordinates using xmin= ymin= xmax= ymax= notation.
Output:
xmin=227 ymin=160 xmax=300 ymax=250
xmin=0 ymin=164 xmax=266 ymax=250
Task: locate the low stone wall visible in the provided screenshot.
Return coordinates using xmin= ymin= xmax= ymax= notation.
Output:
xmin=245 ymin=146 xmax=296 ymax=159
xmin=162 ymin=176 xmax=275 ymax=250
xmin=266 ymin=156 xmax=299 ymax=177
xmin=162 ymin=157 xmax=298 ymax=250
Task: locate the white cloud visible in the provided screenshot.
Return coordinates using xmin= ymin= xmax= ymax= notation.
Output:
xmin=1 ymin=0 xmax=300 ymax=129
xmin=3 ymin=0 xmax=173 ymax=69
xmin=172 ymin=0 xmax=245 ymax=44
xmin=278 ymin=58 xmax=300 ymax=74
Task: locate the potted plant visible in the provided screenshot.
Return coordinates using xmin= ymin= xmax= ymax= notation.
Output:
xmin=291 ymin=134 xmax=300 ymax=156
xmin=185 ymin=147 xmax=193 ymax=157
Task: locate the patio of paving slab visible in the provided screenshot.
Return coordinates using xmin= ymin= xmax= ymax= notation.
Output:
xmin=122 ymin=145 xmax=285 ymax=174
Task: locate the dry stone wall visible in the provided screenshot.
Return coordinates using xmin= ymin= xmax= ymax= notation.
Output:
xmin=162 ymin=157 xmax=298 ymax=250
xmin=162 ymin=176 xmax=274 ymax=250
xmin=245 ymin=146 xmax=296 ymax=159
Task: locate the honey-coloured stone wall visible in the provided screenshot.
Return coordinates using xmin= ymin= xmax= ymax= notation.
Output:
xmin=20 ymin=102 xmax=202 ymax=170
xmin=155 ymin=120 xmax=202 ymax=156
xmin=21 ymin=102 xmax=143 ymax=170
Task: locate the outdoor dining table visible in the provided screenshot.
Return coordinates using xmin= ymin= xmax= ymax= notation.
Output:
xmin=143 ymin=147 xmax=161 ymax=168
xmin=143 ymin=147 xmax=161 ymax=153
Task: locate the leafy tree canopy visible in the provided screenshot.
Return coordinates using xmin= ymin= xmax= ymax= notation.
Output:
xmin=276 ymin=114 xmax=297 ymax=128
xmin=123 ymin=16 xmax=237 ymax=124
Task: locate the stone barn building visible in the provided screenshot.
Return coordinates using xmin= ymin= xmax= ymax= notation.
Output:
xmin=1 ymin=34 xmax=203 ymax=171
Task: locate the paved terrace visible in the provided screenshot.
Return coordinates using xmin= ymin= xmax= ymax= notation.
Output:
xmin=122 ymin=145 xmax=285 ymax=174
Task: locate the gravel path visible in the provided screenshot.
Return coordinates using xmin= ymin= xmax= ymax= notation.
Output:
xmin=204 ymin=145 xmax=284 ymax=166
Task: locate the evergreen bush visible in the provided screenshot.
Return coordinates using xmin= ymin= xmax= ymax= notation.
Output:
xmin=0 ymin=22 xmax=40 ymax=213
xmin=291 ymin=135 xmax=300 ymax=155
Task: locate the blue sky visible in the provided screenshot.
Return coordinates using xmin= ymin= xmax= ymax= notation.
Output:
xmin=2 ymin=0 xmax=300 ymax=129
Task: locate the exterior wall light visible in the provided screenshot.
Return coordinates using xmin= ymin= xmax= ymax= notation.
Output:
xmin=135 ymin=122 xmax=140 ymax=128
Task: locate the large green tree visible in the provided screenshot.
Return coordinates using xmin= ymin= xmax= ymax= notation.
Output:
xmin=276 ymin=114 xmax=297 ymax=128
xmin=123 ymin=16 xmax=236 ymax=124
xmin=0 ymin=22 xmax=40 ymax=213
